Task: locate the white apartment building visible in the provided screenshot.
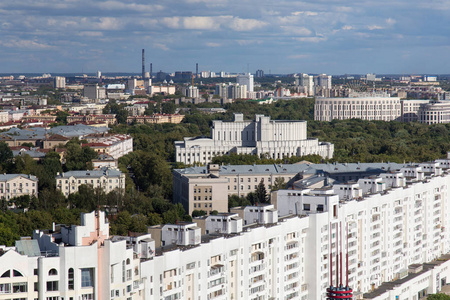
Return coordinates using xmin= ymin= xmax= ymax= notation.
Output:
xmin=401 ymin=99 xmax=431 ymax=122
xmin=6 ymin=153 xmax=450 ymax=300
xmin=315 ymin=74 xmax=332 ymax=89
xmin=0 ymin=210 xmax=155 ymax=300
xmin=54 ymin=76 xmax=66 ymax=89
xmin=55 ymin=167 xmax=125 ymax=196
xmin=175 ymin=113 xmax=334 ymax=165
xmin=124 ymin=104 xmax=148 ymax=116
xmin=418 ymin=101 xmax=450 ymax=124
xmin=236 ymin=73 xmax=254 ymax=92
xmin=5 ymin=159 xmax=450 ymax=300
xmin=182 ymin=86 xmax=200 ymax=98
xmin=83 ymin=134 xmax=133 ymax=159
xmin=300 ymin=73 xmax=314 ymax=96
xmin=314 ymin=92 xmax=402 ymax=121
xmin=0 ymin=174 xmax=38 ymax=200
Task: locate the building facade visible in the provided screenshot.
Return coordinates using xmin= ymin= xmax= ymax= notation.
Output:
xmin=173 ymin=163 xmax=302 ymax=215
xmin=175 ymin=113 xmax=334 ymax=165
xmin=83 ymin=134 xmax=133 ymax=160
xmin=5 ymin=154 xmax=450 ymax=300
xmin=418 ymin=101 xmax=450 ymax=124
xmin=0 ymin=174 xmax=38 ymax=200
xmin=236 ymin=73 xmax=254 ymax=92
xmin=314 ymin=93 xmax=402 ymax=121
xmin=55 ymin=168 xmax=125 ymax=196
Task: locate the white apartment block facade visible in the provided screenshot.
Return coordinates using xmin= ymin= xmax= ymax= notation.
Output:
xmin=236 ymin=73 xmax=254 ymax=92
xmin=175 ymin=113 xmax=334 ymax=165
xmin=84 ymin=134 xmax=133 ymax=160
xmin=401 ymin=99 xmax=431 ymax=122
xmin=0 ymin=174 xmax=38 ymax=200
xmin=314 ymin=93 xmax=402 ymax=121
xmin=418 ymin=101 xmax=450 ymax=124
xmin=56 ymin=168 xmax=125 ymax=196
xmin=5 ymin=154 xmax=450 ymax=300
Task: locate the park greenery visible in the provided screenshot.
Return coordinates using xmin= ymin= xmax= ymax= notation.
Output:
xmin=2 ymin=97 xmax=450 ymax=246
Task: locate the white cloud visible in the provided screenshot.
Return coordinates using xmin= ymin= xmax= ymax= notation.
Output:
xmin=161 ymin=17 xmax=181 ymax=29
xmin=206 ymin=42 xmax=221 ymax=47
xmin=342 ymin=25 xmax=354 ymax=30
xmin=367 ymin=25 xmax=384 ymax=30
xmin=288 ymin=54 xmax=310 ymax=59
xmin=235 ymin=39 xmax=262 ymax=46
xmin=159 ymin=16 xmax=266 ymax=32
xmin=293 ymin=36 xmax=327 ymax=43
xmin=386 ymin=18 xmax=396 ymax=25
xmin=228 ymin=17 xmax=267 ymax=31
xmin=282 ymin=26 xmax=312 ymax=36
xmin=292 ymin=11 xmax=319 ymax=16
xmin=96 ymin=17 xmax=122 ymax=30
xmin=98 ymin=1 xmax=164 ymax=13
xmin=183 ymin=16 xmax=220 ymax=30
xmin=0 ymin=39 xmax=53 ymax=49
xmin=77 ymin=31 xmax=103 ymax=37
xmin=153 ymin=43 xmax=169 ymax=51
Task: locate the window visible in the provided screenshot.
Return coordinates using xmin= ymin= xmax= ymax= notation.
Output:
xmin=1 ymin=270 xmax=10 ymax=278
xmin=48 ymin=269 xmax=58 ymax=276
xmin=81 ymin=268 xmax=93 ymax=288
xmin=46 ymin=281 xmax=58 ymax=291
xmin=0 ymin=283 xmax=11 ymax=294
xmin=68 ymin=268 xmax=74 ymax=290
xmin=303 ymin=204 xmax=310 ymax=211
xmin=81 ymin=294 xmax=93 ymax=300
xmin=12 ymin=282 xmax=27 ymax=293
xmin=13 ymin=270 xmax=23 ymax=277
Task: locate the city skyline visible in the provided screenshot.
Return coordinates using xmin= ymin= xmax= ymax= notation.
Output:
xmin=0 ymin=0 xmax=449 ymax=74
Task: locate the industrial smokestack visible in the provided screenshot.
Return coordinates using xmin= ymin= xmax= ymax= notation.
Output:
xmin=142 ymin=49 xmax=145 ymax=79
xmin=196 ymin=63 xmax=198 ymax=78
xmin=150 ymin=63 xmax=153 ymax=78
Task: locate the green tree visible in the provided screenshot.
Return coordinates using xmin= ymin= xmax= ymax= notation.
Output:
xmin=64 ymin=140 xmax=97 ymax=171
xmin=161 ymin=102 xmax=176 ymax=114
xmin=427 ymin=294 xmax=450 ymax=300
xmin=0 ymin=142 xmax=13 ymax=171
xmin=55 ymin=111 xmax=70 ymax=124
xmin=271 ymin=177 xmax=286 ymax=191
xmin=130 ymin=214 xmax=148 ymax=233
xmin=192 ymin=210 xmax=207 ymax=217
xmin=255 ymin=179 xmax=268 ymax=203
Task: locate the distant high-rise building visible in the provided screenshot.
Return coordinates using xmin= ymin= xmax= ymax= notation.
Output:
xmin=366 ymin=73 xmax=376 ymax=81
xmin=54 ymin=76 xmax=66 ymax=89
xmin=183 ymin=86 xmax=200 ymax=98
xmin=300 ymin=73 xmax=314 ymax=96
xmin=84 ymin=84 xmax=106 ymax=100
xmin=316 ymin=74 xmax=332 ymax=89
xmin=142 ymin=49 xmax=145 ymax=79
xmin=236 ymin=73 xmax=254 ymax=92
xmin=96 ymin=70 xmax=101 ymax=79
xmin=256 ymin=69 xmax=264 ymax=78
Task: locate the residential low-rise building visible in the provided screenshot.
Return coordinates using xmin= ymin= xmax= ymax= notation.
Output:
xmin=126 ymin=114 xmax=184 ymax=125
xmin=56 ymin=167 xmax=125 ymax=196
xmin=83 ymin=134 xmax=133 ymax=159
xmin=0 ymin=174 xmax=38 ymax=200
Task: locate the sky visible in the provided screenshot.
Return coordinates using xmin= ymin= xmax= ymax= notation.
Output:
xmin=0 ymin=0 xmax=449 ymax=75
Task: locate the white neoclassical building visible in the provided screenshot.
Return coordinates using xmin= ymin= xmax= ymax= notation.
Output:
xmin=314 ymin=92 xmax=402 ymax=121
xmin=175 ymin=113 xmax=334 ymax=165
